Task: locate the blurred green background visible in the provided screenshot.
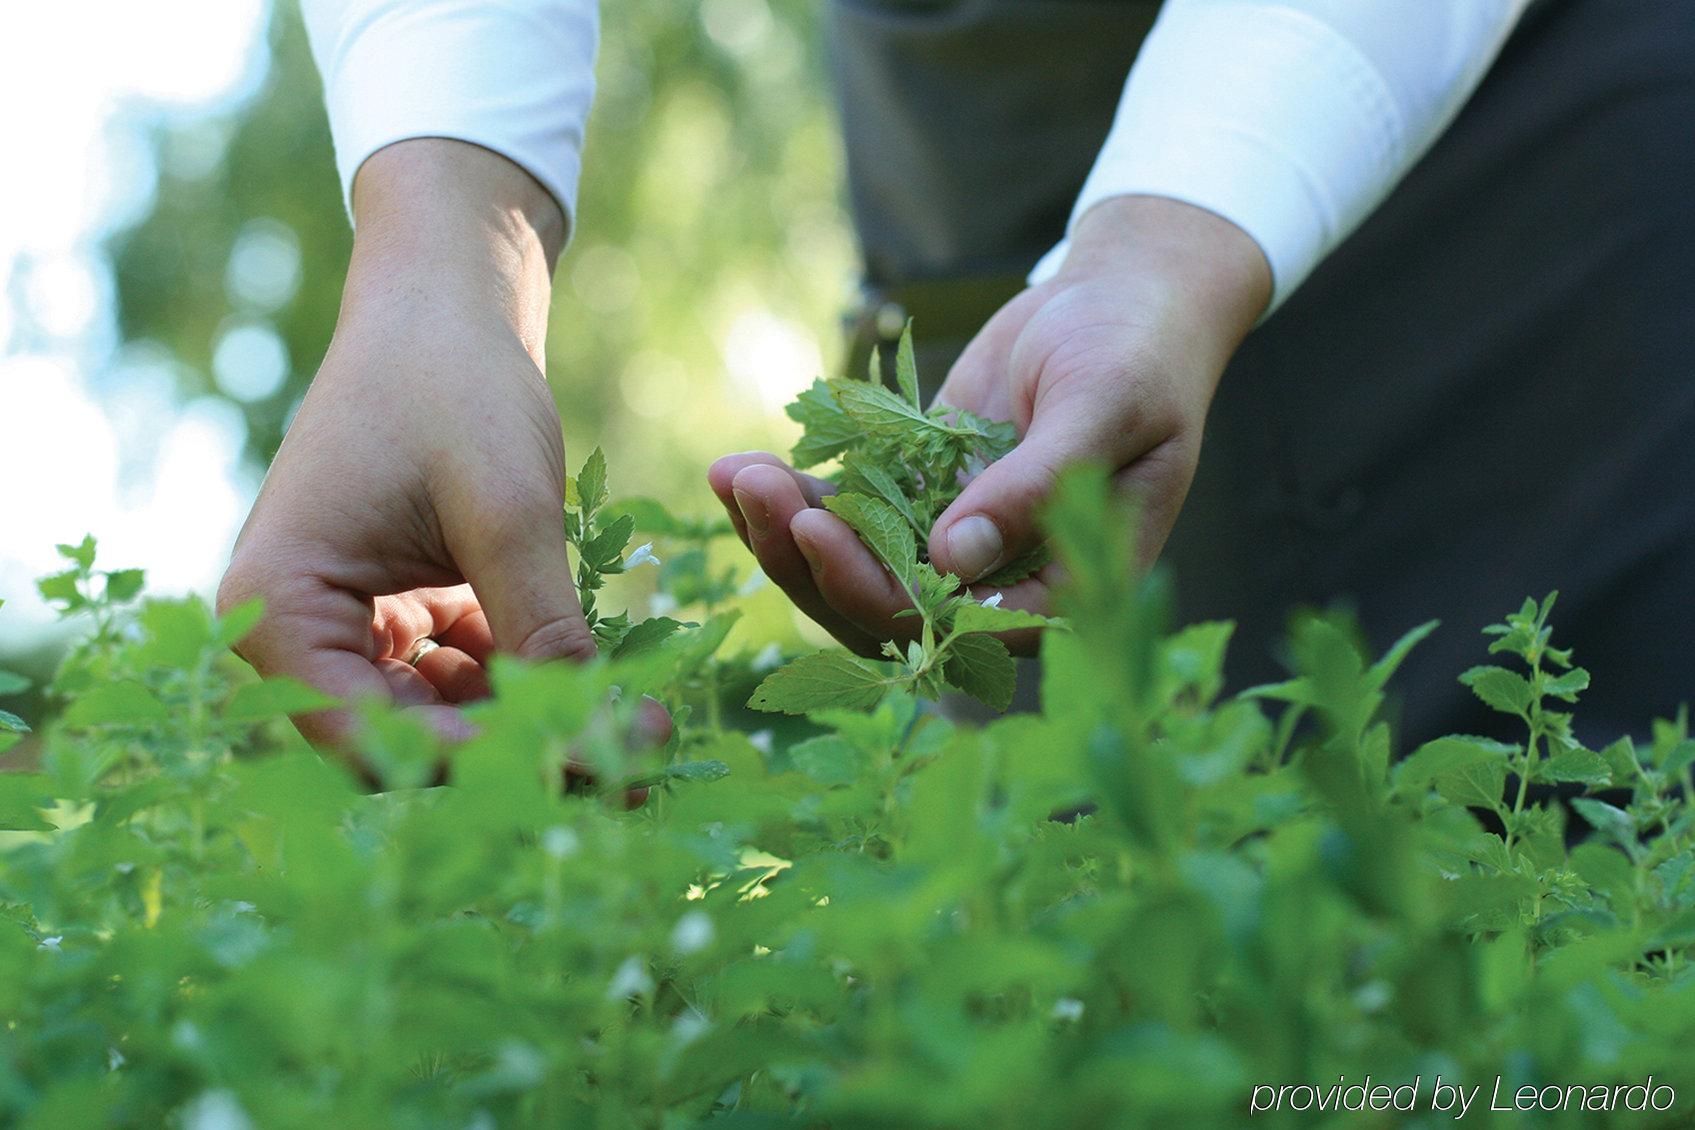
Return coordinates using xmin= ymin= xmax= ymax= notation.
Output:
xmin=1 ymin=0 xmax=852 ymax=670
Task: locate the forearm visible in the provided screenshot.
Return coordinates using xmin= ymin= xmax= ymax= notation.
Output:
xmin=338 ymin=139 xmax=564 ymax=366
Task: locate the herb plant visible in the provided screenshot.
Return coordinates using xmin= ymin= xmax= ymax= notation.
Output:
xmin=0 ymin=466 xmax=1693 ymax=1128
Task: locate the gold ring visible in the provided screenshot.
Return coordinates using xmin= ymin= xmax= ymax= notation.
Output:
xmin=406 ymin=638 xmax=441 ymax=666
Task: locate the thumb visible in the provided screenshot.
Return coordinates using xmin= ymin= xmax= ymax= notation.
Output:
xmin=928 ymin=413 xmax=1102 ymax=584
xmin=443 ymin=482 xmax=598 ymax=664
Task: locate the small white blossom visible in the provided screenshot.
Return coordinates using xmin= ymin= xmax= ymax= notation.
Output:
xmin=181 ymin=1090 xmax=254 ymax=1130
xmin=752 ymin=643 xmax=783 ymax=672
xmin=980 ymin=592 xmax=1004 ymax=608
xmin=672 ymin=1008 xmax=710 ymax=1046
xmin=37 ymin=935 xmax=62 ymax=952
xmin=1050 ymin=997 xmax=1085 ymax=1022
xmin=747 ymin=729 xmax=774 ymax=755
xmin=671 ymin=910 xmax=715 ymax=955
xmin=738 ymin=568 xmax=768 ymax=596
xmin=108 ymin=1047 xmax=125 ymax=1071
xmin=649 ymin=592 xmax=679 ymax=617
xmin=623 ymin=542 xmax=661 ymax=569
xmin=607 ymin=955 xmax=654 ymax=1000
xmin=542 ymin=826 xmax=580 ymax=859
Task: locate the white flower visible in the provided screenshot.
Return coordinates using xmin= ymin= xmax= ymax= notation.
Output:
xmin=108 ymin=1047 xmax=126 ymax=1071
xmin=623 ymin=542 xmax=661 ymax=569
xmin=37 ymin=935 xmax=61 ymax=952
xmin=752 ymin=643 xmax=783 ymax=672
xmin=649 ymin=592 xmax=679 ymax=617
xmin=607 ymin=955 xmax=654 ymax=1000
xmin=670 ymin=910 xmax=715 ymax=955
xmin=181 ymin=1090 xmax=254 ymax=1130
xmin=738 ymin=568 xmax=768 ymax=596
xmin=1050 ymin=997 xmax=1084 ymax=1022
xmin=672 ymin=1008 xmax=710 ymax=1046
xmin=980 ymin=592 xmax=1004 ymax=608
xmin=542 ymin=826 xmax=580 ymax=860
xmin=747 ymin=729 xmax=774 ymax=755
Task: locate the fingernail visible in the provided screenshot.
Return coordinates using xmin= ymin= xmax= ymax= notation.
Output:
xmin=946 ymin=515 xmax=1003 ymax=581
xmin=733 ymin=489 xmax=769 ymax=537
xmin=793 ymin=530 xmax=823 ymax=575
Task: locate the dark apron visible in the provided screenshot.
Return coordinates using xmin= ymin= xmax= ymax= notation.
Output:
xmin=829 ymin=0 xmax=1695 ymax=746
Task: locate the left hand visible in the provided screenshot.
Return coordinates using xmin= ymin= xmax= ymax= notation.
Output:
xmin=709 ymin=196 xmax=1271 ymax=657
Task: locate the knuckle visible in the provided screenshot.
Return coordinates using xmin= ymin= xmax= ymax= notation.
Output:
xmin=514 ymin=615 xmax=598 ymax=664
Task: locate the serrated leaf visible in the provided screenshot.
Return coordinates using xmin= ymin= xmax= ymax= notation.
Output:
xmin=223 ymin=677 xmax=337 ymax=722
xmin=56 ymin=535 xmax=96 ymax=570
xmin=845 ymin=456 xmax=923 ymax=535
xmin=1366 ymin=619 xmax=1439 ymax=690
xmin=748 ymin=652 xmax=892 ymax=715
xmin=786 ymin=380 xmax=860 ymax=468
xmin=0 ymin=708 xmax=28 ymax=734
xmin=1434 ymin=757 xmax=1509 ymax=811
xmin=1571 ymin=798 xmax=1636 ymax=848
xmin=665 ymin=759 xmax=730 ymax=783
xmin=1542 ymin=667 xmax=1590 ymax=702
xmin=942 ymin=633 xmax=1016 ymax=712
xmin=978 ymin=545 xmax=1050 ymax=587
xmin=216 ymin=598 xmax=266 ymax=647
xmin=894 ymin=320 xmax=920 ymax=408
xmin=612 ymin=617 xmax=686 ymax=660
xmin=1537 ymin=747 xmax=1612 ymax=787
xmin=1460 ymin=665 xmax=1533 ymax=716
xmin=952 ymin=602 xmax=1056 ymax=636
xmin=583 ymin=513 xmax=636 ymax=571
xmin=1394 ymin=735 xmax=1516 ymax=794
xmin=823 ymin=493 xmax=917 ymax=588
xmin=62 ymin=681 xmax=168 ymax=727
xmin=576 ymin=447 xmax=609 ymax=514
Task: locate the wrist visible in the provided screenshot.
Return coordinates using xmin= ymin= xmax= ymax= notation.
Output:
xmin=1056 ymin=195 xmax=1272 ymax=361
xmin=341 ymin=139 xmax=565 ymax=362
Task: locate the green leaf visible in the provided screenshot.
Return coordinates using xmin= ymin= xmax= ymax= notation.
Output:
xmin=36 ymin=569 xmax=83 ymax=610
xmin=575 ymin=446 xmax=609 ymax=514
xmin=845 ymin=456 xmax=923 ymax=535
xmin=942 ymin=633 xmax=1017 ymax=712
xmin=0 ymin=708 xmax=28 ymax=734
xmin=1366 ymin=619 xmax=1439 ymax=690
xmin=748 ymin=651 xmax=892 ymax=715
xmin=894 ymin=320 xmax=920 ymax=408
xmin=1460 ymin=665 xmax=1534 ymax=716
xmin=582 ymin=513 xmax=636 ymax=571
xmin=951 ymin=602 xmax=1056 ymax=636
xmin=663 ymin=759 xmax=731 ymax=784
xmin=102 ymin=568 xmax=146 ymax=604
xmin=216 ymin=598 xmax=266 ymax=647
xmin=1571 ymin=798 xmax=1636 ymax=847
xmin=1433 ymin=757 xmax=1509 ymax=811
xmin=0 ymin=670 xmax=30 ymax=697
xmin=612 ymin=616 xmax=686 ymax=660
xmin=788 ymin=734 xmax=869 ymax=786
xmin=0 ymin=773 xmax=54 ymax=831
xmin=62 ymin=681 xmax=168 ymax=727
xmin=56 ymin=535 xmax=97 ymax=570
xmin=1394 ymin=735 xmax=1516 ymax=794
xmin=223 ymin=677 xmax=338 ymax=722
xmin=1542 ymin=667 xmax=1590 ymax=703
xmin=823 ymin=493 xmax=917 ymax=588
xmin=786 ymin=380 xmax=860 ymax=468
xmin=1537 ymin=747 xmax=1612 ymax=787
xmin=978 ymin=544 xmax=1051 ymax=587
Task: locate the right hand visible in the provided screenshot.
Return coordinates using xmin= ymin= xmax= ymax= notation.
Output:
xmin=218 ymin=140 xmax=607 ymax=750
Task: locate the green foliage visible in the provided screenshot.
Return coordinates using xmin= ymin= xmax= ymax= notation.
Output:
xmin=564 ymin=447 xmax=684 ymax=655
xmin=3 ymin=473 xmax=1695 ymax=1127
xmin=757 ymin=324 xmax=1059 ymax=714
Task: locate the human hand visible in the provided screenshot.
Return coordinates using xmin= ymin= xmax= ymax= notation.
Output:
xmin=219 ymin=140 xmax=667 ymax=753
xmin=710 ymin=196 xmax=1270 ymax=657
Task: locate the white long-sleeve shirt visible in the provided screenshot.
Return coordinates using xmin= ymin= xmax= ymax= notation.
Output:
xmin=301 ymin=0 xmax=1531 ymax=313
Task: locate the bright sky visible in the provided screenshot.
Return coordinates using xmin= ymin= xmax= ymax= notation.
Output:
xmin=0 ymin=0 xmax=270 ymax=639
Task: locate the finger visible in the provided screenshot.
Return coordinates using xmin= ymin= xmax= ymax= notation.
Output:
xmin=928 ymin=386 xmax=1166 ymax=583
xmin=438 ymin=465 xmax=598 ymax=664
xmin=728 ymin=463 xmax=882 ymax=655
xmin=789 ymin=509 xmax=924 ymax=646
xmin=437 ymin=608 xmax=495 ymax=664
xmin=708 ymin=451 xmax=834 ymax=549
xmin=413 ymin=645 xmax=494 ymax=704
xmin=634 ymin=695 xmax=673 ymax=749
xmin=371 ymin=586 xmax=482 ymax=661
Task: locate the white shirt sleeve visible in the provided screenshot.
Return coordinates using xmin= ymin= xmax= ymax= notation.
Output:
xmin=1029 ymin=0 xmax=1534 ymax=314
xmin=300 ymin=0 xmax=599 ymax=231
